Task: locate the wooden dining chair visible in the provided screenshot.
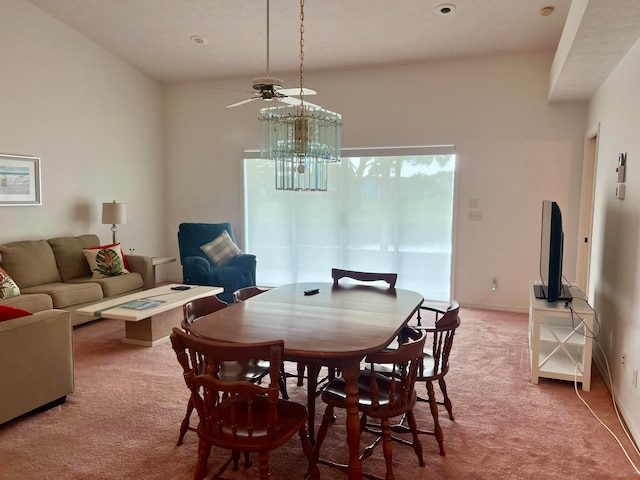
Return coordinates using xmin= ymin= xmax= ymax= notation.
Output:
xmin=391 ymin=300 xmax=461 ymax=419
xmin=362 ymin=301 xmax=460 ymax=457
xmin=232 ymin=285 xmax=271 ymax=303
xmin=331 ymin=268 xmax=398 ymax=288
xmin=231 ymin=285 xmax=291 ymax=400
xmin=298 ymin=268 xmax=400 ymax=390
xmin=170 ymin=328 xmax=320 ymax=480
xmin=313 ymin=327 xmax=427 ymax=480
xmin=412 ymin=301 xmax=460 ymax=455
xmin=417 ymin=300 xmax=460 ymax=420
xmin=177 ymin=295 xmax=271 ymax=446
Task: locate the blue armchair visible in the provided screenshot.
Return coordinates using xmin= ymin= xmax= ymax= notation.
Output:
xmin=177 ymin=223 xmax=256 ymax=304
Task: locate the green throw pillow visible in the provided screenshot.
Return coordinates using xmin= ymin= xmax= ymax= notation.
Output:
xmin=82 ymin=243 xmax=130 ymax=278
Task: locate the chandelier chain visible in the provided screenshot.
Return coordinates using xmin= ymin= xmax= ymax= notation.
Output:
xmin=299 ymin=0 xmax=305 ymax=105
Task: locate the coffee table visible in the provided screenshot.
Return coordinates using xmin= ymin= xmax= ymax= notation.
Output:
xmin=76 ymin=284 xmax=223 ymax=346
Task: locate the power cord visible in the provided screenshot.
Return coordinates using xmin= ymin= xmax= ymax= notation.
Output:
xmin=561 ymin=280 xmax=640 ymax=473
xmin=560 ymin=280 xmax=601 ymax=341
xmin=573 ymin=338 xmax=640 ymax=475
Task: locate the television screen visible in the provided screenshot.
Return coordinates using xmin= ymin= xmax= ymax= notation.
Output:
xmin=534 ymin=200 xmax=572 ymax=302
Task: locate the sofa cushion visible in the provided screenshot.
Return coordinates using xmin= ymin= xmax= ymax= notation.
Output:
xmin=21 ymin=282 xmax=103 ymax=309
xmin=0 ymin=305 xmax=31 ymax=322
xmin=67 ymin=272 xmax=144 ymax=297
xmin=199 ymin=230 xmax=243 ymax=267
xmin=0 ymin=267 xmax=20 ymax=300
xmin=48 ymin=234 xmax=100 ymax=281
xmin=0 ymin=240 xmax=60 ymax=288
xmin=0 ymin=293 xmax=53 ymax=313
xmin=82 ymin=243 xmax=130 ymax=278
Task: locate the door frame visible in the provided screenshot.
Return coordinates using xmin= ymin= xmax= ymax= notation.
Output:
xmin=575 ymin=124 xmax=599 ymax=293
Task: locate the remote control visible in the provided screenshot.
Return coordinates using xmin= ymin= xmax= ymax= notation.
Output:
xmin=304 ymin=288 xmax=319 ymax=296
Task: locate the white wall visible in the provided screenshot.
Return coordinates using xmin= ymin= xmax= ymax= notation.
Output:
xmin=588 ymin=37 xmax=640 ymax=445
xmin=0 ymin=0 xmax=166 ymax=266
xmin=164 ymin=53 xmax=588 ymax=310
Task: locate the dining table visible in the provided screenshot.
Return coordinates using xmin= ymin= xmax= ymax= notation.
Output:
xmin=185 ymin=281 xmax=423 ymax=480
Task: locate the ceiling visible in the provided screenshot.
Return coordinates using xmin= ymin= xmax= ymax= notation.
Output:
xmin=25 ymin=0 xmax=640 ymax=100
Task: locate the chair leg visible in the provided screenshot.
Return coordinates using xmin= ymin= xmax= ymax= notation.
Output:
xmin=313 ymin=404 xmax=334 ymax=460
xmin=231 ymin=450 xmax=240 ymax=471
xmin=297 ymin=363 xmax=306 ymax=386
xmin=381 ymin=417 xmax=395 ymax=480
xmin=177 ymin=396 xmax=194 ymax=446
xmin=426 ymin=380 xmax=445 ymax=456
xmin=299 ymin=427 xmax=321 ymax=480
xmin=438 ymin=378 xmax=454 ymax=420
xmin=406 ymin=410 xmax=425 ymax=466
xmin=279 ymin=363 xmax=289 ymax=399
xmin=195 ymin=439 xmax=212 ymax=480
xmin=258 ymin=451 xmax=270 ymax=480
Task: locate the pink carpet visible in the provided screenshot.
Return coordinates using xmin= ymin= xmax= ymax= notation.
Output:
xmin=0 ymin=308 xmax=638 ymax=479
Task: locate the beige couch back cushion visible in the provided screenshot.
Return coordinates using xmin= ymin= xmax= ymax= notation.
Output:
xmin=48 ymin=234 xmax=100 ymax=281
xmin=0 ymin=240 xmax=60 ymax=288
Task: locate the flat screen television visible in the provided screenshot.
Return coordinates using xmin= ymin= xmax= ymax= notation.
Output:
xmin=534 ymin=200 xmax=572 ymax=302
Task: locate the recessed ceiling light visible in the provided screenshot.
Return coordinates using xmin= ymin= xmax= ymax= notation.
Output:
xmin=435 ymin=3 xmax=456 ymax=15
xmin=190 ymin=35 xmax=208 ymax=45
xmin=540 ymin=6 xmax=555 ymax=16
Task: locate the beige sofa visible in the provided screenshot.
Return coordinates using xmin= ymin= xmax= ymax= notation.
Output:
xmin=0 ymin=309 xmax=73 ymax=425
xmin=0 ymin=234 xmax=154 ymax=326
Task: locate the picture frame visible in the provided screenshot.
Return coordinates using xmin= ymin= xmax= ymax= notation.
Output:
xmin=0 ymin=154 xmax=42 ymax=206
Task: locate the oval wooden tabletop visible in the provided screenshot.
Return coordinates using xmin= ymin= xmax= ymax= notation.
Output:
xmin=186 ymin=282 xmax=424 ymax=360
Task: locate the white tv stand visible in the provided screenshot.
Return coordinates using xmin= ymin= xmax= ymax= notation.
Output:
xmin=528 ymin=281 xmax=594 ymax=391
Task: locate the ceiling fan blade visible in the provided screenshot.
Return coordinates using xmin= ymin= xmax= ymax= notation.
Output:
xmin=278 ymin=87 xmax=317 ymax=96
xmin=226 ymin=97 xmax=260 ymax=108
xmin=278 ymin=97 xmax=322 ymax=109
xmin=207 ymin=86 xmax=252 ymax=94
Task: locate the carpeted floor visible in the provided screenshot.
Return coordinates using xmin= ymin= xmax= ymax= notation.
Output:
xmin=0 ymin=308 xmax=638 ymax=479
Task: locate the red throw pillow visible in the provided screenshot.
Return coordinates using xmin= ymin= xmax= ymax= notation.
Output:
xmin=0 ymin=305 xmax=32 ymax=322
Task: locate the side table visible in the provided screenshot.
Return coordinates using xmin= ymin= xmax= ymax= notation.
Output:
xmin=528 ymin=281 xmax=594 ymax=391
xmin=152 ymin=256 xmax=176 ymax=285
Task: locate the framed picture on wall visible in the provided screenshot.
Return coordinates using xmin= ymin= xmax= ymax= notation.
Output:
xmin=0 ymin=154 xmax=42 ymax=206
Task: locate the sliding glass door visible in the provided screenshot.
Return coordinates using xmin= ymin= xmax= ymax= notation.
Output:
xmin=244 ymin=146 xmax=455 ymax=301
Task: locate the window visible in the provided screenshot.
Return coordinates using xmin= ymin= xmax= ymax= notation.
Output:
xmin=244 ymin=146 xmax=455 ymax=301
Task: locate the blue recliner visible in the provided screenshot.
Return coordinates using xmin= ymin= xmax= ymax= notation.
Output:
xmin=177 ymin=223 xmax=256 ymax=304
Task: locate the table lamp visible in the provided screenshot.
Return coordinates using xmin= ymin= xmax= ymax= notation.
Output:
xmin=102 ymin=201 xmax=127 ymax=244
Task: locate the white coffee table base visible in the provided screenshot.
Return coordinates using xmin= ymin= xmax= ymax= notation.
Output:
xmin=123 ymin=307 xmax=185 ymax=346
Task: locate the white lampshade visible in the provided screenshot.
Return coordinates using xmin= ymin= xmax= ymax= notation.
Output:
xmin=102 ymin=201 xmax=127 ymax=225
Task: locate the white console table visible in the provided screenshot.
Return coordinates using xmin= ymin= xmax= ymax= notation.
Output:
xmin=528 ymin=281 xmax=594 ymax=391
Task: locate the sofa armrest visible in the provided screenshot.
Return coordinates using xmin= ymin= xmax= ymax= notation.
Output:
xmin=0 ymin=309 xmax=73 ymax=425
xmin=126 ymin=254 xmax=155 ymax=289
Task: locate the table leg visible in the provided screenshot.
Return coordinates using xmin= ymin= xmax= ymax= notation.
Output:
xmin=341 ymin=358 xmax=363 ymax=480
xmin=306 ymin=363 xmax=319 ymax=444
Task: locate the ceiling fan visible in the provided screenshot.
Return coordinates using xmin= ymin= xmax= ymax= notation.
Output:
xmin=214 ymin=0 xmax=319 ymax=109
xmin=223 ymin=76 xmax=317 ymax=109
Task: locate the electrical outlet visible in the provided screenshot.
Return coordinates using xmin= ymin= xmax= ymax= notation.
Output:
xmin=491 ymin=278 xmax=498 ymax=291
xmin=468 ymin=198 xmax=480 ymax=209
xmin=468 ymin=211 xmax=482 ymax=221
xmin=633 ymin=369 xmax=638 ymax=389
xmin=622 ymin=353 xmax=626 ymax=366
